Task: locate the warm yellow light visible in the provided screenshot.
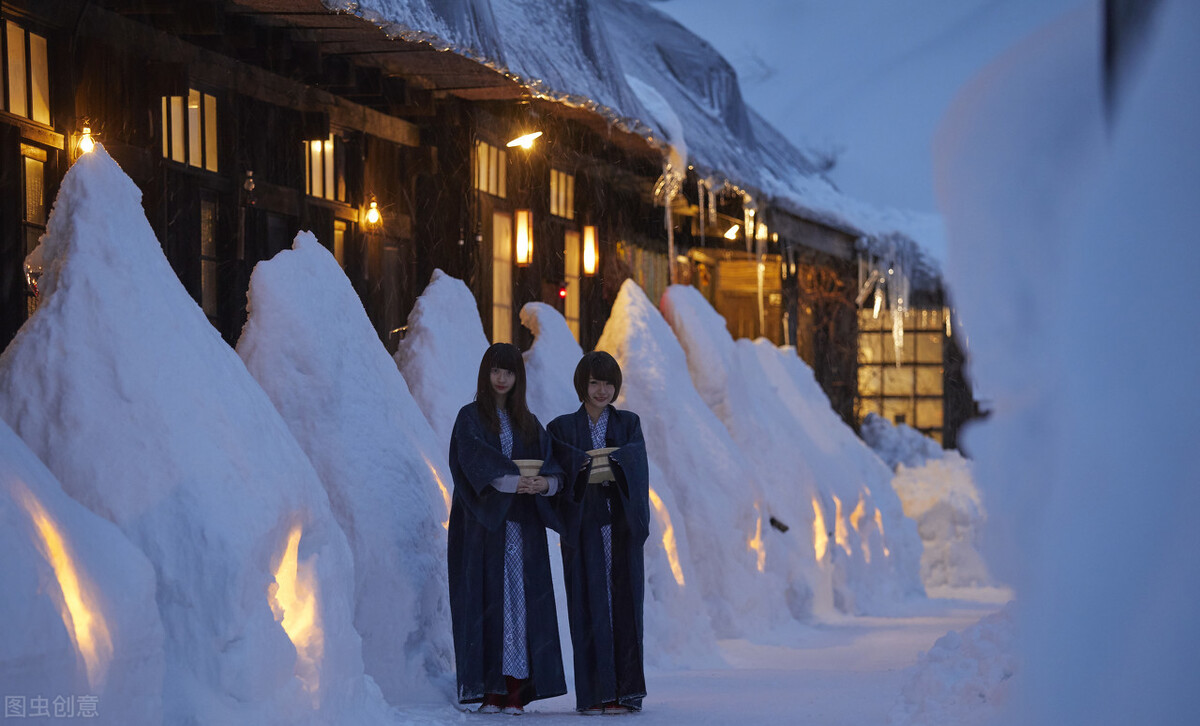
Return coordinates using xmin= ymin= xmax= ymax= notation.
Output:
xmin=422 ymin=454 xmax=452 ymax=530
xmin=79 ymin=127 xmax=95 ymax=154
xmin=14 ymin=480 xmax=113 ymax=690
xmin=756 ymin=223 xmax=769 ymax=242
xmin=723 ymin=224 xmax=740 ymax=240
xmin=812 ymin=497 xmax=829 ymax=562
xmin=365 ymin=200 xmax=381 ymax=226
xmin=270 ymin=524 xmax=324 ymax=704
xmin=874 ymin=508 xmax=890 ymax=557
xmin=832 ymin=495 xmax=852 ymax=556
xmin=515 ymin=209 xmax=533 ymax=266
xmin=582 ymin=225 xmax=598 ymax=276
xmin=649 ymin=487 xmax=685 ymax=587
xmin=506 ymin=131 xmax=543 ymax=149
xmin=748 ymin=505 xmax=766 ymax=573
xmin=849 ymin=493 xmax=870 ymax=563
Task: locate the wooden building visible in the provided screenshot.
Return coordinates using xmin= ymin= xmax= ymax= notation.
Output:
xmin=0 ymin=0 xmax=971 ymax=445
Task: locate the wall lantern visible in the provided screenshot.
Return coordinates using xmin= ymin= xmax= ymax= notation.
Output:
xmin=78 ymin=126 xmax=95 ymax=154
xmin=515 ymin=209 xmax=533 ymax=266
xmin=366 ymin=198 xmax=381 ymax=226
xmin=723 ymin=223 xmax=740 ymax=240
xmin=506 ymin=131 xmax=543 ymax=149
xmin=582 ymin=225 xmax=598 ymax=276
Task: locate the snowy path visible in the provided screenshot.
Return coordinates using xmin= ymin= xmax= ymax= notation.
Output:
xmin=394 ymin=593 xmax=1008 ymax=725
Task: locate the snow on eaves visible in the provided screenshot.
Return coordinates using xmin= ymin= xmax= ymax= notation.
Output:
xmin=325 ymin=0 xmax=943 ymax=275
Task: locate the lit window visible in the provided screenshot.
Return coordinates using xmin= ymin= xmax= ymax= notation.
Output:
xmin=550 ymin=169 xmax=575 ymax=220
xmin=4 ymin=21 xmax=49 ymax=125
xmin=303 ymin=134 xmax=345 ymax=202
xmin=491 ymin=212 xmax=513 ymax=343
xmin=564 ymin=230 xmax=581 ymax=340
xmin=333 ymin=220 xmax=347 ymax=268
xmin=20 ymin=143 xmax=47 ymax=317
xmin=161 ymin=89 xmax=218 ymax=172
xmin=474 ymin=140 xmax=507 ymax=198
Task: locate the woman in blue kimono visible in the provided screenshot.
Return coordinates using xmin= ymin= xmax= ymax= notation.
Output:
xmin=548 ymin=351 xmax=650 ymax=715
xmin=447 ymin=342 xmax=566 ymax=714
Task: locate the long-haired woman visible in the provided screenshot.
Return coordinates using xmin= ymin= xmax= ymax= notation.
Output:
xmin=447 ymin=342 xmax=566 ymax=714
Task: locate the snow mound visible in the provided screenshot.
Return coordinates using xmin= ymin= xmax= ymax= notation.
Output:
xmin=891 ymin=602 xmax=1017 ymax=726
xmin=0 ymin=146 xmax=388 ymax=725
xmin=861 ymin=413 xmax=947 ymax=470
xmin=1 ymin=420 xmax=164 ymax=724
xmin=861 ymin=414 xmax=992 ymax=589
xmin=520 ymin=302 xmax=583 ymax=424
xmin=520 ymin=301 xmax=719 ymax=668
xmin=596 ymin=279 xmax=786 ymax=638
xmin=893 ymin=455 xmax=992 ymax=589
xmin=660 ymin=285 xmax=924 ymax=616
xmin=394 ymin=270 xmax=490 ymax=452
xmin=237 ymin=232 xmax=454 ymax=706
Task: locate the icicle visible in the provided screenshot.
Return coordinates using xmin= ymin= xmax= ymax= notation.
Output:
xmin=697 ymin=178 xmax=706 ymax=240
xmin=873 ymin=283 xmax=884 ymax=320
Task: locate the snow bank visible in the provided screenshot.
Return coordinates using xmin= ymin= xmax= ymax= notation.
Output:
xmin=660 ymin=285 xmax=923 ymax=615
xmin=860 ymin=413 xmax=948 ymax=470
xmin=891 ymin=602 xmax=1017 ymax=726
xmin=0 ymin=147 xmax=388 ymax=725
xmin=394 ymin=270 xmax=490 ymax=452
xmin=237 ymin=232 xmax=454 ymax=706
xmin=861 ymin=414 xmax=992 ymax=589
xmin=1 ymin=420 xmax=164 ymax=724
xmin=520 ymin=302 xmax=583 ymax=425
xmin=936 ymin=1 xmax=1200 ymax=723
xmin=595 ymin=280 xmax=793 ymax=638
xmin=520 ymin=302 xmax=719 ymax=668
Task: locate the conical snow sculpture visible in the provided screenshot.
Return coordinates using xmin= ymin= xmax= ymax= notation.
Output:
xmin=521 ymin=301 xmax=718 ymax=666
xmin=238 ymin=232 xmax=454 ymax=705
xmin=1 ymin=420 xmax=164 ymax=724
xmin=660 ymin=285 xmax=923 ymax=614
xmin=394 ymin=270 xmax=490 ymax=453
xmin=0 ymin=146 xmax=389 ymax=725
xmin=595 ymin=279 xmax=795 ymax=638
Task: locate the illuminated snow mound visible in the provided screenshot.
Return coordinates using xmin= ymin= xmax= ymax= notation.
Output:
xmin=238 ymin=232 xmax=454 ymax=706
xmin=1 ymin=420 xmax=164 ymax=724
xmin=661 ymin=285 xmax=923 ymax=615
xmin=394 ymin=270 xmax=490 ymax=452
xmin=596 ymin=279 xmax=794 ymax=637
xmin=0 ymin=147 xmax=389 ymax=725
xmin=521 ymin=301 xmax=719 ymax=668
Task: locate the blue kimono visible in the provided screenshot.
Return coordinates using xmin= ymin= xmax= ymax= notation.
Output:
xmin=548 ymin=405 xmax=649 ymax=711
xmin=447 ymin=402 xmax=566 ymax=706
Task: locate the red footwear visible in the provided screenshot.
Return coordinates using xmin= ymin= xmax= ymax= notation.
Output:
xmin=504 ymin=676 xmax=526 ymax=712
xmin=603 ymin=701 xmax=633 ymax=714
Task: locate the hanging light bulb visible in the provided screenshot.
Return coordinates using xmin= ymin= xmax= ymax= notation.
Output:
xmin=582 ymin=225 xmax=598 ymax=276
xmin=723 ymin=224 xmax=740 ymax=240
xmin=366 ymin=199 xmax=381 ymax=226
xmin=78 ymin=126 xmax=95 ymax=154
xmin=506 ymin=131 xmax=542 ymax=149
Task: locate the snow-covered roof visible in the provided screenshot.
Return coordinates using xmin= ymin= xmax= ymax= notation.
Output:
xmin=324 ymin=0 xmax=943 ymax=276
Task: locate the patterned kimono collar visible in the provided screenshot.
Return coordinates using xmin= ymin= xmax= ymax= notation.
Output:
xmin=586 ymin=406 xmax=610 ymax=450
xmin=497 ymin=408 xmax=513 ymax=458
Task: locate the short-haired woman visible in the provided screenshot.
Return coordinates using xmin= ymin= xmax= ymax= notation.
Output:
xmin=548 ymin=351 xmax=650 ymax=715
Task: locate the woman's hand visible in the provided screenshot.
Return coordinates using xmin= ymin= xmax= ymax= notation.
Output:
xmin=517 ymin=475 xmax=549 ymax=494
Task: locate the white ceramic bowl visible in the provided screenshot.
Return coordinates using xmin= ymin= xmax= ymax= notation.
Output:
xmin=512 ymin=459 xmax=543 ymax=477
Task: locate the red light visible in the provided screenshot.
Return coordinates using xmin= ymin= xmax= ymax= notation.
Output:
xmin=558 ymin=286 xmax=568 ymax=299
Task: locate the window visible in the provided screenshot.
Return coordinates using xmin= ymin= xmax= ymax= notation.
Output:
xmin=21 ymin=143 xmax=47 ymax=316
xmin=550 ymin=169 xmax=575 ymax=220
xmin=474 ymin=140 xmax=506 ymax=198
xmin=856 ymin=307 xmax=945 ymax=442
xmin=564 ymin=230 xmax=581 ymax=340
xmin=200 ymin=195 xmax=218 ymax=324
xmin=491 ymin=212 xmax=513 ymax=343
xmin=161 ymin=89 xmax=218 ymax=172
xmin=304 ymin=134 xmax=346 ymax=202
xmin=4 ymin=20 xmax=49 ymax=125
xmin=333 ymin=220 xmax=347 ymax=268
